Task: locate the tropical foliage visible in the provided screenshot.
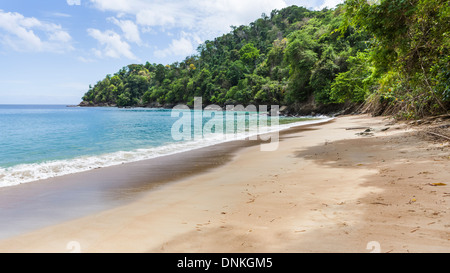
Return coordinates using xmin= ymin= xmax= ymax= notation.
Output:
xmin=81 ymin=1 xmax=449 ymax=119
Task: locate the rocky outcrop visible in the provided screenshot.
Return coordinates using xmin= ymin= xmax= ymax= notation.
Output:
xmin=78 ymin=101 xmax=117 ymax=107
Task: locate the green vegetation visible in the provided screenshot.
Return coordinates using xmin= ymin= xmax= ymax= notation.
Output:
xmin=81 ymin=1 xmax=449 ymax=119
xmin=342 ymin=0 xmax=450 ymax=118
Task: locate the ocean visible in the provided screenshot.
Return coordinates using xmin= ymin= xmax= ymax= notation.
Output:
xmin=0 ymin=105 xmax=331 ymax=188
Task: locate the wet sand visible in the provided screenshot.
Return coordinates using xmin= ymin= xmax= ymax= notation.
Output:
xmin=0 ymin=133 xmax=260 ymax=240
xmin=0 ymin=115 xmax=448 ymax=253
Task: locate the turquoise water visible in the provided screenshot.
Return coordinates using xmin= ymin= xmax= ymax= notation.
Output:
xmin=0 ymin=105 xmax=330 ymax=187
xmin=0 ymin=105 xmax=179 ymax=168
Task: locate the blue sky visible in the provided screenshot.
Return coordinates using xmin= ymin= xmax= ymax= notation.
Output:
xmin=0 ymin=0 xmax=343 ymax=104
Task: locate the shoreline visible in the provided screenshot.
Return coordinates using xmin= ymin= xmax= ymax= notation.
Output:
xmin=0 ymin=111 xmax=330 ymax=188
xmin=0 ymin=118 xmax=333 ymax=241
xmin=0 ymin=114 xmax=448 ymax=253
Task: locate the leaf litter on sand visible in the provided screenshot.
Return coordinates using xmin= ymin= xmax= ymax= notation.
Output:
xmin=427 ymin=183 xmax=447 ymax=186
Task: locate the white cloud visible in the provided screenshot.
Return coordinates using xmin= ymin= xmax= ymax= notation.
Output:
xmin=108 ymin=17 xmax=142 ymax=45
xmin=87 ymin=28 xmax=138 ymax=60
xmin=154 ymin=33 xmax=196 ymax=59
xmin=51 ymin=12 xmax=72 ymax=18
xmin=90 ymin=0 xmax=134 ymax=13
xmin=315 ymin=0 xmax=344 ymax=10
xmin=67 ymin=0 xmax=81 ymax=6
xmin=0 ymin=10 xmax=73 ymax=53
xmin=105 ymin=0 xmax=286 ymax=38
xmin=87 ymin=0 xmax=345 ymax=62
xmin=136 ymin=8 xmax=179 ymax=28
xmin=89 ymin=0 xmax=289 ymax=61
xmin=77 ymin=56 xmax=96 ymax=63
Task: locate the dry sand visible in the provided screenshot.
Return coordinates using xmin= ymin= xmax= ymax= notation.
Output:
xmin=0 ymin=114 xmax=448 ymax=253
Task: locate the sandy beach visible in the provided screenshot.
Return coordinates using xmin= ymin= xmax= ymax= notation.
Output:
xmin=0 ymin=114 xmax=448 ymax=253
